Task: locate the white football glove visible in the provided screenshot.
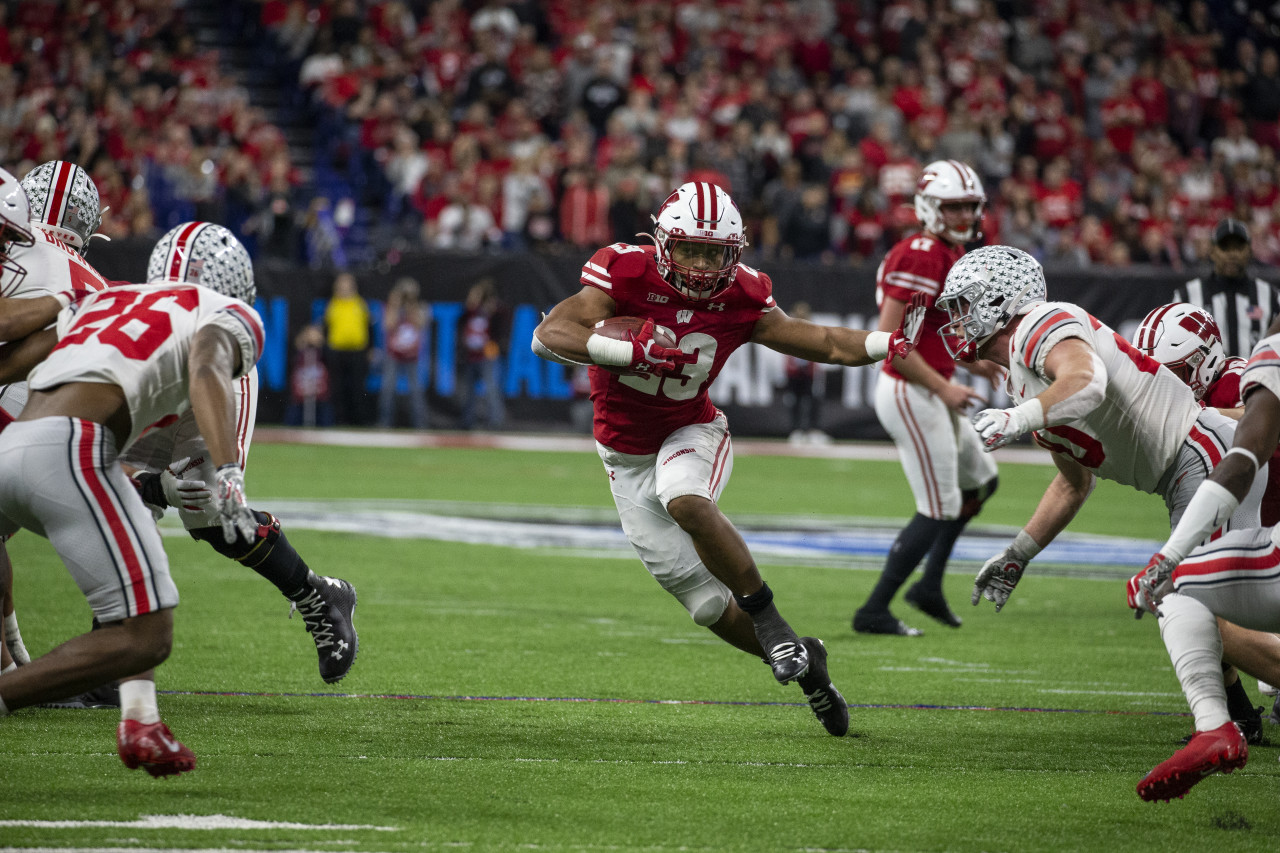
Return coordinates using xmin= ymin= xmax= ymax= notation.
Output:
xmin=214 ymin=464 xmax=257 ymax=544
xmin=161 ymin=457 xmax=214 ymax=514
xmin=972 ymin=547 xmax=1030 ymax=612
xmin=972 ymin=406 xmax=1034 ymax=451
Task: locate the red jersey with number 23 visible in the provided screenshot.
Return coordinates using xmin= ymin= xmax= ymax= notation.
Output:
xmin=580 ymin=243 xmax=775 ymax=455
xmin=876 ymin=232 xmax=965 ymax=381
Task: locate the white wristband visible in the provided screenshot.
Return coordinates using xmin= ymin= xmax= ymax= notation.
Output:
xmin=1225 ymin=446 xmax=1260 ymax=473
xmin=865 ymin=330 xmax=891 ymax=360
xmin=586 ymin=333 xmax=634 ymax=367
xmin=1010 ymin=529 xmax=1042 ymax=560
xmin=1012 ymin=398 xmax=1046 ymax=432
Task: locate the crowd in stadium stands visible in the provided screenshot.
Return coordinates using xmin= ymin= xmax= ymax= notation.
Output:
xmin=5 ymin=0 xmax=1280 ymax=270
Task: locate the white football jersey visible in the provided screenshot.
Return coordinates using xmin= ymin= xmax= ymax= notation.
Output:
xmin=28 ymin=283 xmax=263 ymax=451
xmin=0 ymin=226 xmax=112 ymax=421
xmin=1007 ymin=301 xmax=1200 ymax=493
xmin=1 ymin=225 xmax=109 ymax=299
xmin=1240 ymin=332 xmax=1280 ymax=404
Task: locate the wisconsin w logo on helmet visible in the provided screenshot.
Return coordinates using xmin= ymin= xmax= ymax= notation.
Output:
xmin=147 ymin=222 xmax=256 ymax=304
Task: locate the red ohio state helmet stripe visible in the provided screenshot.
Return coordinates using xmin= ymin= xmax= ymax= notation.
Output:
xmin=47 ymin=161 xmax=73 ymax=228
xmin=167 ymin=221 xmax=206 ymax=281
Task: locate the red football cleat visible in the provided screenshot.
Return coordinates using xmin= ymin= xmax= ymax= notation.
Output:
xmin=1137 ymin=721 xmax=1247 ymax=802
xmin=117 ymin=719 xmax=196 ymax=778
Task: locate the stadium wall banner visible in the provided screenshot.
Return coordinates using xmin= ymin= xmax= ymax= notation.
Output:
xmin=90 ymin=241 xmax=1235 ymax=438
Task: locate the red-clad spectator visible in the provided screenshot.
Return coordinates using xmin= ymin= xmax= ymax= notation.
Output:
xmin=558 ymin=168 xmax=611 ymax=249
xmin=1131 ymin=58 xmax=1169 ymax=128
xmin=1032 ymin=92 xmax=1077 ymax=165
xmin=1101 ymin=79 xmax=1146 ymax=161
xmin=782 ymin=89 xmax=828 ymax=153
xmin=1034 ymin=158 xmax=1084 ymax=231
xmin=839 ymin=189 xmax=886 ymax=260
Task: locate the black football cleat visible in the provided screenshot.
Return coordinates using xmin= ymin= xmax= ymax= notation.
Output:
xmin=1184 ymin=706 xmax=1267 ymax=747
xmin=796 ymin=637 xmax=849 ymax=737
xmin=852 ymin=609 xmax=923 ymax=637
xmin=764 ymin=638 xmax=810 ymax=684
xmin=40 ymin=681 xmax=121 ymax=710
xmin=290 ymin=573 xmax=358 ymax=683
xmin=904 ymin=584 xmax=962 ymax=628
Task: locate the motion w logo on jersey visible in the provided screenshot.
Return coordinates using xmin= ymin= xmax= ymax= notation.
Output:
xmin=676 ymin=310 xmax=694 ymax=324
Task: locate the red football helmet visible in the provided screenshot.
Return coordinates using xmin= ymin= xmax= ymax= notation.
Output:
xmin=652 ymin=181 xmax=745 ymax=300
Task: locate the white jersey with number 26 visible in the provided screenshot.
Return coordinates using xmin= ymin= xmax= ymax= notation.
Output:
xmin=28 ymin=283 xmax=263 ymax=451
xmin=1008 ymin=301 xmax=1201 ymax=493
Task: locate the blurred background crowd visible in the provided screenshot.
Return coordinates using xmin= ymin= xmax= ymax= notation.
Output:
xmin=4 ymin=0 xmax=1280 ymax=272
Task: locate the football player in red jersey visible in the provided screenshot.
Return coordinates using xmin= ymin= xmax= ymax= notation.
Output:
xmin=532 ymin=181 xmax=915 ymax=737
xmin=854 ymin=160 xmax=1000 ymax=636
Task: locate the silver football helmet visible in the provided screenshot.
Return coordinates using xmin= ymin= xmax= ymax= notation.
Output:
xmin=937 ymin=245 xmax=1046 ymax=362
xmin=1132 ymin=303 xmax=1225 ymax=400
xmin=20 ymin=160 xmax=104 ymax=254
xmin=915 ymin=160 xmax=986 ymax=243
xmin=652 ymin=181 xmax=745 ymax=300
xmin=147 ymin=221 xmax=256 ymax=304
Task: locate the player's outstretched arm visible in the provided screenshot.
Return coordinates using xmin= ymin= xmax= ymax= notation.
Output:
xmin=0 ymin=328 xmax=56 ymax=384
xmin=1156 ymin=387 xmax=1280 ymax=564
xmin=750 ymin=305 xmax=903 ymax=366
xmin=532 ymin=287 xmax=616 ymax=366
xmin=974 ymin=454 xmax=1094 ymax=612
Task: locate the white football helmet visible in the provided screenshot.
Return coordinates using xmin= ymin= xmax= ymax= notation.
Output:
xmin=20 ymin=160 xmax=104 ymax=254
xmin=1131 ymin=303 xmax=1225 ymax=400
xmin=652 ymin=181 xmax=744 ymax=300
xmin=0 ymin=166 xmax=35 ymax=290
xmin=915 ymin=160 xmax=986 ymax=243
xmin=937 ymin=245 xmax=1047 ymax=362
xmin=147 ymin=221 xmax=256 ymax=304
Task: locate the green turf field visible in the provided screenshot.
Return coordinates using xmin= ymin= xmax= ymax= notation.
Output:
xmin=1 ymin=440 xmax=1276 ymax=852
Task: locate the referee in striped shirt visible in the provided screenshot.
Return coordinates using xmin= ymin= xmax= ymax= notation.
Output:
xmin=1174 ymin=218 xmax=1280 ymax=357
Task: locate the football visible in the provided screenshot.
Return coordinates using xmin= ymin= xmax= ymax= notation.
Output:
xmin=592 ymin=316 xmax=679 ymax=375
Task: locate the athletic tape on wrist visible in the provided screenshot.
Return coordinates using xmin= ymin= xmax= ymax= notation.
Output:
xmin=1011 ymin=529 xmax=1042 ymax=559
xmin=1162 ymin=480 xmax=1240 ymax=563
xmin=586 ymin=333 xmax=634 ymax=367
xmin=864 ymin=330 xmax=890 ymax=361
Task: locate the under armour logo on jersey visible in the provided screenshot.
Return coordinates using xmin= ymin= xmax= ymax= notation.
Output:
xmin=646 ymin=292 xmax=669 ymax=303
xmin=676 ymin=310 xmax=694 ymax=324
xmin=708 ymin=303 xmax=725 ymax=311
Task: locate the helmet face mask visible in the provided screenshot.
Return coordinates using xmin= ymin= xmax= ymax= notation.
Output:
xmin=0 ymin=167 xmax=35 ymax=294
xmin=147 ymin=222 xmax=256 ymax=304
xmin=915 ymin=160 xmax=986 ymax=244
xmin=1132 ymin=303 xmax=1224 ymax=400
xmin=20 ymin=160 xmax=103 ymax=254
xmin=937 ymin=245 xmax=1047 ymax=362
xmin=653 ymin=182 xmax=744 ymax=300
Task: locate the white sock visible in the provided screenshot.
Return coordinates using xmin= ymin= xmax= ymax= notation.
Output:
xmin=118 ymin=679 xmax=161 ymax=724
xmin=1 ymin=661 xmax=15 ymax=674
xmin=1158 ymin=593 xmax=1230 ymax=732
xmin=4 ymin=613 xmax=30 ymax=664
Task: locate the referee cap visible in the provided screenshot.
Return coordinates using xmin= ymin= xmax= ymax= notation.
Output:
xmin=1213 ymin=218 xmax=1250 ymax=247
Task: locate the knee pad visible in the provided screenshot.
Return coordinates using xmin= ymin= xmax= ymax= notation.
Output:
xmin=190 ymin=511 xmax=279 ymax=563
xmin=669 ymin=575 xmax=732 ymax=627
xmin=961 ymin=476 xmax=999 ymax=519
